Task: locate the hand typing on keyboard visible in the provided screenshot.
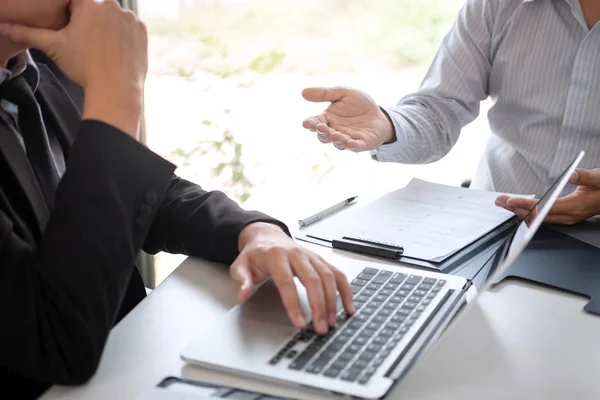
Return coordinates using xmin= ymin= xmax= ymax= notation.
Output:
xmin=270 ymin=267 xmax=446 ymax=385
xmin=232 ymin=222 xmax=355 ymax=335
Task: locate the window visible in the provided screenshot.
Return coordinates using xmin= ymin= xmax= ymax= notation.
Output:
xmin=136 ymin=0 xmax=491 ymax=285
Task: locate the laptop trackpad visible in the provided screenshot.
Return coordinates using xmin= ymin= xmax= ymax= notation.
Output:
xmin=240 ymin=279 xmax=311 ymax=326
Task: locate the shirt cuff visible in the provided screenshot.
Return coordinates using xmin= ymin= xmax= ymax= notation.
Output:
xmin=370 ymin=107 xmax=407 ymax=163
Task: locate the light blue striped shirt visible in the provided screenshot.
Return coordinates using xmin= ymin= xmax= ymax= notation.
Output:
xmin=373 ymin=0 xmax=600 ymax=196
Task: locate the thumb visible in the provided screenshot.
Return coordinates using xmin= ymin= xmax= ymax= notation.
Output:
xmin=302 ymin=87 xmax=347 ymax=103
xmin=0 ymin=23 xmax=60 ymax=56
xmin=570 ymin=168 xmax=600 ymax=187
xmin=230 ymin=261 xmax=254 ymax=302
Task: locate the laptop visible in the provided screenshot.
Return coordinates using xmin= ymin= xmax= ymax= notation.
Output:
xmin=181 ymin=151 xmax=585 ymax=399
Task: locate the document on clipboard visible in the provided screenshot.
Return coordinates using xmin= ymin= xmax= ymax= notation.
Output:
xmin=297 ymin=179 xmax=532 ymax=263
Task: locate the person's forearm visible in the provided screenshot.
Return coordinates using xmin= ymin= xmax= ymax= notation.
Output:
xmin=0 ymin=121 xmax=175 ymax=385
xmin=142 ymin=179 xmax=290 ymax=265
xmin=83 ymin=84 xmax=143 ymax=140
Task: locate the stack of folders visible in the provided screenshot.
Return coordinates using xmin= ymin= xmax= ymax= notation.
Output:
xmin=296 ymin=179 xmax=530 ymax=273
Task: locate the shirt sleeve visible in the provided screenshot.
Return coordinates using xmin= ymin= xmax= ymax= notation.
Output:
xmin=371 ymin=0 xmax=495 ymax=164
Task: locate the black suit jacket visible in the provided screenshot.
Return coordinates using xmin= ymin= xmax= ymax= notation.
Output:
xmin=0 ymin=55 xmax=286 ymax=398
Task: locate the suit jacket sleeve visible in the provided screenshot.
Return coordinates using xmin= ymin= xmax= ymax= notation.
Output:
xmin=0 ymin=120 xmax=175 ymax=385
xmin=142 ymin=176 xmax=290 ymax=265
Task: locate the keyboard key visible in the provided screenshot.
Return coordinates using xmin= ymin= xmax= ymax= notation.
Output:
xmin=367 ymin=321 xmax=383 ymax=330
xmin=400 ymin=326 xmax=409 ymax=333
xmin=385 ymin=301 xmax=400 ymax=310
xmin=347 ymin=344 xmax=362 ymax=353
xmin=438 ymin=280 xmax=447 ymax=286
xmin=385 ymin=321 xmax=401 ymax=330
xmin=333 ymin=335 xmax=352 ymax=345
xmin=358 ymin=373 xmax=374 ymax=385
xmin=403 ymin=302 xmax=417 ymax=309
xmin=362 ymin=307 xmax=377 ymax=316
xmin=367 ymin=343 xmax=383 ymax=353
xmin=423 ymin=277 xmax=437 ymax=285
xmin=351 ymin=284 xmax=362 ymax=294
xmin=422 ymin=299 xmax=432 ymax=305
xmin=417 ymin=305 xmax=426 ymax=312
xmin=417 ymin=284 xmax=433 ymax=291
xmin=426 ymin=292 xmax=437 ymax=299
xmin=341 ymin=328 xmax=357 ymax=337
xmin=362 ymin=289 xmax=376 ymax=297
xmin=391 ymin=295 xmax=406 ymax=303
xmin=411 ymin=312 xmax=422 ymax=320
xmin=339 ymin=352 xmax=355 ymax=362
xmin=378 ymin=309 xmax=393 ymax=317
xmin=390 ymin=273 xmax=407 ymax=284
xmin=432 ymin=286 xmax=442 ymax=293
xmin=384 ymin=283 xmax=399 ymax=290
xmin=353 ymin=336 xmax=368 ymax=346
xmin=379 ymin=289 xmax=394 ymax=296
xmin=341 ymin=367 xmax=362 ymax=382
xmin=372 ymin=315 xmax=387 ymax=324
xmin=289 ymin=348 xmax=318 ymax=370
xmin=286 ymin=350 xmax=297 ymax=359
xmin=354 ymin=302 xmax=365 ymax=310
xmin=357 ymin=273 xmax=374 ymax=281
xmin=355 ymin=294 xmax=370 ymax=303
xmin=408 ymin=296 xmax=422 ymax=303
xmin=397 ymin=308 xmax=411 ymax=316
xmin=372 ymin=357 xmax=385 ymax=367
xmin=359 ymin=328 xmax=376 ymax=337
xmin=327 ymin=343 xmax=344 ymax=353
xmin=414 ymin=290 xmax=428 ymax=297
xmin=352 ymin=359 xmax=370 ymax=369
xmin=324 ymin=367 xmax=342 ymax=378
xmin=331 ymin=359 xmax=348 ymax=370
xmin=358 ymin=351 xmax=376 ymax=361
xmin=391 ymin=314 xmax=407 ymax=323
xmin=373 ymin=336 xmax=388 ymax=345
xmin=352 ymin=278 xmax=368 ymax=287
xmin=306 ymin=356 xmax=330 ymax=374
xmin=367 ymin=300 xmax=383 ymax=309
xmin=374 ymin=294 xmax=387 ymax=302
xmin=372 ymin=273 xmax=391 ymax=284
xmin=367 ymin=283 xmax=381 ymax=290
xmin=354 ymin=313 xmax=370 ymax=322
xmin=396 ymin=290 xmax=410 ymax=297
xmin=363 ymin=267 xmax=379 ymax=275
xmin=401 ymin=284 xmax=415 ymax=291
xmin=406 ymin=275 xmax=422 ymax=285
xmin=349 ymin=319 xmax=366 ymax=329
xmin=380 ymin=270 xmax=393 ymax=277
xmin=379 ymin=329 xmax=394 ymax=337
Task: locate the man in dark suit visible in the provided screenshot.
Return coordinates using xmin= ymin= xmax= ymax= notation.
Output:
xmin=0 ymin=0 xmax=354 ymax=397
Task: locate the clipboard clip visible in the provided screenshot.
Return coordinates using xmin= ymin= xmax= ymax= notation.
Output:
xmin=332 ymin=236 xmax=404 ymax=260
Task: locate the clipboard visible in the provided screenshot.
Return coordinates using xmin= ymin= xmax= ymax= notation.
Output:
xmin=296 ymin=216 xmax=519 ymax=274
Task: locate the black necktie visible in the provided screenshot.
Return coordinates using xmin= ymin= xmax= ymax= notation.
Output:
xmin=2 ymin=75 xmax=60 ymax=209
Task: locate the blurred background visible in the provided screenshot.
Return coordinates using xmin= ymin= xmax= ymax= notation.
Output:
xmin=136 ymin=0 xmax=492 ymax=285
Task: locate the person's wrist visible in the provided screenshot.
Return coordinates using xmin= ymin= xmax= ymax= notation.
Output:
xmin=377 ymin=108 xmax=396 ymax=145
xmin=83 ymin=81 xmax=144 ymax=139
xmin=238 ymin=222 xmax=286 ymax=252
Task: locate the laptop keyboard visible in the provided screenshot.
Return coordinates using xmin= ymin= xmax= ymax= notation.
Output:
xmin=268 ymin=267 xmax=446 ymax=385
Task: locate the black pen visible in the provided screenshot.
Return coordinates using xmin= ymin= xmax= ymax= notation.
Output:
xmin=331 ymin=237 xmax=404 ymax=260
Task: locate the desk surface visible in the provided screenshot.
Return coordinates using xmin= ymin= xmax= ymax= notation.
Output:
xmin=42 ymin=223 xmax=600 ymax=400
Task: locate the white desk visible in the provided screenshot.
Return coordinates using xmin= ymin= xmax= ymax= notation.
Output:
xmin=42 ymin=225 xmax=600 ymax=400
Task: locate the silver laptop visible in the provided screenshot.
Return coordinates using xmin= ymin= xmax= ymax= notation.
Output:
xmin=181 ymin=151 xmax=584 ymax=399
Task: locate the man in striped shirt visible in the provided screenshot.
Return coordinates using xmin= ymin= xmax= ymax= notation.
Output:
xmin=303 ymin=0 xmax=600 ymax=225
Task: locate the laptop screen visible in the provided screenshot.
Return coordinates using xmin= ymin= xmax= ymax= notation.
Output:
xmin=483 ymin=150 xmax=585 ymax=289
